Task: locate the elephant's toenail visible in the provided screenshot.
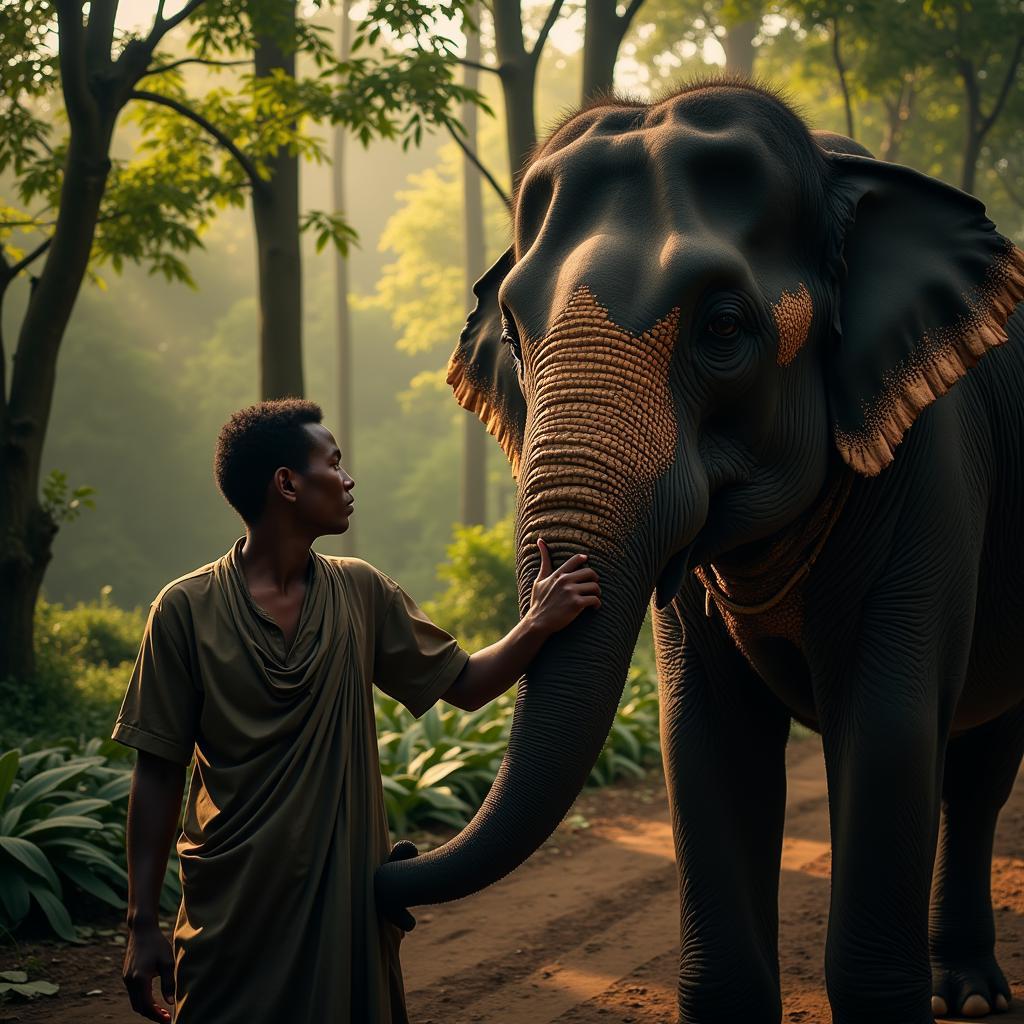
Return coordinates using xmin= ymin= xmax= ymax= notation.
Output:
xmin=995 ymin=993 xmax=1009 ymax=1010
xmin=932 ymin=995 xmax=949 ymax=1015
xmin=962 ymin=993 xmax=992 ymax=1016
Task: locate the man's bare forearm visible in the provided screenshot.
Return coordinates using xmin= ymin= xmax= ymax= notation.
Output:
xmin=444 ymin=546 xmax=603 ymax=711
xmin=126 ymin=751 xmax=186 ymax=929
xmin=446 ymin=614 xmax=549 ymax=711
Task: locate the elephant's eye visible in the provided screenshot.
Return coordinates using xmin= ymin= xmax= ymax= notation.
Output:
xmin=707 ymin=313 xmax=741 ymax=339
xmin=500 ymin=311 xmax=523 ymax=370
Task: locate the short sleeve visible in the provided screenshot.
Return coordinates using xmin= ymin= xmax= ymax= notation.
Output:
xmin=373 ymin=583 xmax=470 ymax=719
xmin=111 ymin=591 xmax=201 ymax=766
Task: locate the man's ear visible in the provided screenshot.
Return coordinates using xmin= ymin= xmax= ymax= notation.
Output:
xmin=822 ymin=152 xmax=1024 ymax=476
xmin=446 ymin=247 xmax=528 ymax=478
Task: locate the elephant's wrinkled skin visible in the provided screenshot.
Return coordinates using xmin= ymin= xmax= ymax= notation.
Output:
xmin=376 ymin=79 xmax=1024 ymax=1023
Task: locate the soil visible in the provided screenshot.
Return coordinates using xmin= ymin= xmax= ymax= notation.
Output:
xmin=3 ymin=734 xmax=1023 ymax=1023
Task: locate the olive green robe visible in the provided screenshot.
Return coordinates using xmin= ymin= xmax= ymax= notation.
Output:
xmin=111 ymin=538 xmax=470 ymax=1024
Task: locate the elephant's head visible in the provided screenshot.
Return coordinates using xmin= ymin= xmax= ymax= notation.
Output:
xmin=375 ymin=79 xmax=1024 ymax=924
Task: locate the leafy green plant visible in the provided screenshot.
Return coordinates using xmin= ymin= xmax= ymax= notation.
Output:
xmin=0 ymin=739 xmax=180 ymax=941
xmin=1 ymin=595 xmax=144 ymax=748
xmin=35 ymin=588 xmax=144 ymax=669
xmin=40 ymin=469 xmax=95 ymax=525
xmin=423 ymin=515 xmax=519 ymax=652
xmin=374 ymin=644 xmax=662 ymax=836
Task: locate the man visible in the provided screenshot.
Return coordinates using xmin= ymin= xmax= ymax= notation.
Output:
xmin=113 ymin=398 xmax=601 ymax=1023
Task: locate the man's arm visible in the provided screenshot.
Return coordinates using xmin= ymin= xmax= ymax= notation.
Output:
xmin=122 ymin=750 xmax=186 ymax=1023
xmin=442 ymin=538 xmax=601 ymax=712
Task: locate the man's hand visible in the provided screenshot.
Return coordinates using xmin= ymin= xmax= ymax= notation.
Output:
xmin=526 ymin=538 xmax=602 ymax=636
xmin=123 ymin=921 xmax=175 ymax=1022
xmin=439 ymin=538 xmax=602 ymax=713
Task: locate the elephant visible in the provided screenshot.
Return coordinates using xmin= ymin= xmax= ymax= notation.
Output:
xmin=375 ymin=78 xmax=1024 ymax=1023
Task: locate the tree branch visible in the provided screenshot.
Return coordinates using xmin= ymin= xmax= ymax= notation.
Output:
xmin=144 ymin=0 xmax=207 ymax=50
xmin=140 ymin=56 xmax=253 ymax=79
xmin=619 ymin=0 xmax=646 ymax=30
xmin=54 ymin=1 xmax=98 ymax=131
xmin=129 ymin=89 xmax=263 ymax=187
xmin=980 ymin=36 xmax=1023 ymax=137
xmin=528 ymin=0 xmax=566 ymax=64
xmin=456 ymin=57 xmax=503 ymax=77
xmin=0 ymin=215 xmax=56 ymax=230
xmin=5 ymin=236 xmax=54 ymax=281
xmin=830 ymin=16 xmax=854 ymax=139
xmin=85 ymin=0 xmax=118 ymax=67
xmin=445 ymin=122 xmax=512 ymax=211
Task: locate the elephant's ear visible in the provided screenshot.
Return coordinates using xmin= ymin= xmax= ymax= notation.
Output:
xmin=824 ymin=153 xmax=1024 ymax=476
xmin=446 ymin=247 xmax=527 ymax=478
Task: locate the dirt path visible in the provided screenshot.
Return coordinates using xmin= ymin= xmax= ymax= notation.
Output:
xmin=3 ymin=734 xmax=1024 ymax=1023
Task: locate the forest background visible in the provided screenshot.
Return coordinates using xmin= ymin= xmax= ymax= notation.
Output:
xmin=0 ymin=0 xmax=1021 ymax=946
xmin=3 ymin=0 xmax=1021 ymax=616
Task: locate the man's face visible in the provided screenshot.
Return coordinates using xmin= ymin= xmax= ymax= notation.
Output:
xmin=291 ymin=423 xmax=355 ymax=535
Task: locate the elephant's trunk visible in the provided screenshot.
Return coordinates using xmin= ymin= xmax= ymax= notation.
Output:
xmin=376 ymin=288 xmax=699 ymax=921
xmin=375 ymin=559 xmax=649 ymax=917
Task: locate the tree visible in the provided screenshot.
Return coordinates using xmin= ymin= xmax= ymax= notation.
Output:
xmin=0 ymin=0 xmax=476 ymax=683
xmin=250 ymin=0 xmax=304 ymax=397
xmin=333 ymin=0 xmax=356 ymax=551
xmin=779 ymin=0 xmax=1023 ymax=193
xmin=581 ymin=0 xmax=646 ymax=99
xmin=473 ymin=0 xmax=567 ymax=185
xmin=629 ymin=0 xmax=767 ymax=84
xmin=460 ymin=7 xmax=488 ymax=525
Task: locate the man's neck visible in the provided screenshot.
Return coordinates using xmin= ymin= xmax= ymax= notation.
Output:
xmin=240 ymin=526 xmax=314 ymax=593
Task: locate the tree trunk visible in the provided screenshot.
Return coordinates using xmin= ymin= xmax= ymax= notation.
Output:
xmin=879 ymin=78 xmax=914 ymax=163
xmin=722 ymin=18 xmax=757 ymax=78
xmin=492 ymin=0 xmax=538 ymax=185
xmin=831 ymin=17 xmax=855 ymax=140
xmin=253 ymin=1 xmax=304 ymax=400
xmin=461 ymin=16 xmax=488 ymax=526
xmin=0 ymin=485 xmax=55 ymax=684
xmin=581 ymin=0 xmax=624 ymax=100
xmin=961 ymin=129 xmax=981 ymax=196
xmin=1 ymin=128 xmax=114 ymax=682
xmin=333 ymin=0 xmax=356 ymax=552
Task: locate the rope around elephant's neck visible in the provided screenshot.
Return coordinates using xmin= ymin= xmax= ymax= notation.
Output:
xmin=698 ymin=468 xmax=855 ymax=618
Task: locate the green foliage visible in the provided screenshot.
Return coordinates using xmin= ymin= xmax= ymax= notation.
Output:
xmin=362 ymin=140 xmax=509 ymax=355
xmin=301 ymin=209 xmax=360 ymax=256
xmin=423 ymin=514 xmax=518 ymax=651
xmin=40 ymin=471 xmax=95 ymax=526
xmin=375 ymin=649 xmax=662 ymax=837
xmin=35 ymin=591 xmax=144 ymax=670
xmin=0 ymin=0 xmax=484 ymax=288
xmin=0 ymin=739 xmax=180 ymax=943
xmin=1 ymin=597 xmax=143 ymax=748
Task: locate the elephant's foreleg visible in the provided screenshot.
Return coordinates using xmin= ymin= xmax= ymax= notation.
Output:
xmin=819 ymin=665 xmax=946 ymax=1023
xmin=654 ymin=599 xmax=790 ymax=1024
xmin=929 ymin=700 xmax=1024 ymax=1018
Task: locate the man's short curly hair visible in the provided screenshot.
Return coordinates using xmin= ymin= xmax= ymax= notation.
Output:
xmin=214 ymin=398 xmax=324 ymax=524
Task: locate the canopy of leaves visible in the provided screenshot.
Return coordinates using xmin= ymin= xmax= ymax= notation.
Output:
xmin=0 ymin=0 xmax=485 ymax=289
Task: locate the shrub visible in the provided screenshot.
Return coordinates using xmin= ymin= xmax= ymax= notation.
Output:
xmin=1 ymin=593 xmax=143 ymax=748
xmin=0 ymin=739 xmax=180 ymax=942
xmin=35 ymin=587 xmax=144 ymax=668
xmin=423 ymin=515 xmax=518 ymax=651
xmin=374 ymin=646 xmax=662 ymax=837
